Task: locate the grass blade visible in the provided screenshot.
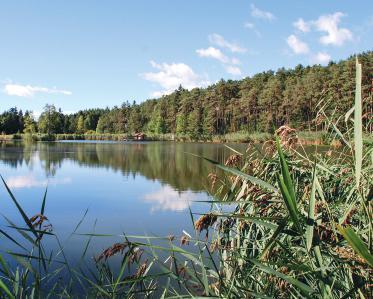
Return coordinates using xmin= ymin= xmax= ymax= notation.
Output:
xmin=249 ymin=258 xmax=315 ymax=296
xmin=275 ymin=138 xmax=296 ymax=206
xmin=0 ymin=278 xmax=14 ymax=299
xmin=277 ymin=175 xmax=299 ymax=228
xmin=187 ymin=153 xmax=277 ymax=192
xmin=306 ymin=166 xmax=317 ymax=251
xmin=337 ymin=225 xmax=373 ymax=267
xmin=0 ymin=175 xmax=37 ymax=238
xmin=41 ymin=187 xmax=48 ymax=216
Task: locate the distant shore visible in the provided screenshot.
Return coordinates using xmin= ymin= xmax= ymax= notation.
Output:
xmin=2 ymin=131 xmax=370 ymax=146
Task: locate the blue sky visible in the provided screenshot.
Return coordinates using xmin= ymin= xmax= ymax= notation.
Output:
xmin=1 ymin=1 xmax=372 ymax=116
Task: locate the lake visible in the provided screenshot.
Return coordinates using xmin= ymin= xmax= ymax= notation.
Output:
xmin=0 ymin=140 xmax=248 ymax=262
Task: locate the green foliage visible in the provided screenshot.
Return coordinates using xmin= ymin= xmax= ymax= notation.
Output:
xmin=2 ymin=52 xmax=372 ymax=138
xmin=37 ymin=104 xmax=64 ymax=134
xmin=0 ymin=107 xmax=23 ymax=134
xmin=76 ymin=115 xmax=85 ymax=133
xmin=23 ymin=112 xmax=37 ymax=134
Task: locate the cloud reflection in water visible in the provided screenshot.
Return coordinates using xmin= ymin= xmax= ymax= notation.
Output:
xmin=143 ymin=186 xmax=198 ymax=212
xmin=6 ymin=175 xmax=72 ymax=189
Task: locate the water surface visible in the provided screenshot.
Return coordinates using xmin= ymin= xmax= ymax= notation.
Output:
xmin=0 ymin=140 xmax=248 ymax=260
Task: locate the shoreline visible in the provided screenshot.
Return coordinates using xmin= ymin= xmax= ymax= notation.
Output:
xmin=0 ymin=131 xmax=359 ymax=146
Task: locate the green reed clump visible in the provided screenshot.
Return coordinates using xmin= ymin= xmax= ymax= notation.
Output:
xmin=142 ymin=58 xmax=371 ymax=297
xmin=177 ymin=58 xmax=371 ymax=298
xmin=211 ymin=131 xmax=271 ymax=143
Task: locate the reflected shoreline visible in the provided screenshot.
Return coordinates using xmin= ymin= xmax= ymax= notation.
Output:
xmin=0 ymin=140 xmax=244 ymax=192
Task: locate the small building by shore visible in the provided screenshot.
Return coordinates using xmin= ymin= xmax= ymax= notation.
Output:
xmin=133 ymin=132 xmax=146 ymax=141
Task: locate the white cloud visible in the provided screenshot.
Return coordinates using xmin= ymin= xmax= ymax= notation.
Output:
xmin=208 ymin=33 xmax=247 ymax=53
xmin=6 ymin=175 xmax=71 ymax=189
xmin=250 ymin=4 xmax=275 ymax=21
xmin=225 ymin=65 xmax=242 ymax=76
xmin=231 ymin=57 xmax=241 ymax=65
xmin=196 ymin=47 xmax=229 ymax=63
xmin=293 ymin=18 xmax=310 ymax=32
xmin=244 ymin=22 xmax=261 ymax=37
xmin=312 ymin=52 xmax=331 ymax=64
xmin=143 ymin=186 xmax=197 ymax=212
xmin=244 ymin=22 xmax=255 ymax=29
xmin=141 ymin=61 xmax=210 ymax=97
xmin=196 ymin=45 xmax=242 ymax=76
xmin=287 ymin=35 xmax=310 ymax=54
xmin=196 ymin=47 xmax=241 ymax=66
xmin=4 ymin=83 xmax=72 ymax=97
xmin=313 ymin=12 xmax=352 ymax=46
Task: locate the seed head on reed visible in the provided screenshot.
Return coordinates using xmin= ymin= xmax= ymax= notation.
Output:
xmin=275 ymin=125 xmax=298 ymax=149
xmin=209 ymin=239 xmax=219 ymax=253
xmin=220 ymin=218 xmax=234 ymax=233
xmin=134 ymin=260 xmax=148 ymax=278
xmin=96 ymin=242 xmax=129 ymax=262
xmin=209 ymin=281 xmax=220 ymax=294
xmin=263 ymin=140 xmax=276 ymax=156
xmin=314 ymin=224 xmax=338 ymax=244
xmin=167 ymin=234 xmax=175 ymax=242
xmin=180 ymin=235 xmax=190 ymax=246
xmin=128 ymin=247 xmax=144 ymax=265
xmin=178 ymin=266 xmax=188 ymax=279
xmin=208 ymin=173 xmax=218 ymax=189
xmin=225 ymin=154 xmax=241 ymax=167
xmin=334 ymin=246 xmax=366 ymax=265
xmin=314 ymin=114 xmax=326 ymax=126
xmin=30 ymin=214 xmax=49 ymax=228
xmin=342 ymin=208 xmax=357 ymax=225
xmin=195 ymin=213 xmax=217 ymax=234
xmin=267 ymin=267 xmax=290 ymax=297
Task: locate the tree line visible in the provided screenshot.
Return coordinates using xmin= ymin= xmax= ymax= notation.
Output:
xmin=1 ymin=52 xmax=372 ymax=137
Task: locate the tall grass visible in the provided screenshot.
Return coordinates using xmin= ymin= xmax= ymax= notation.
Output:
xmin=0 ymin=58 xmax=371 ymax=298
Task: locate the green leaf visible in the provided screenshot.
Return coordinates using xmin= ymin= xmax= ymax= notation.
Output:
xmin=0 ymin=229 xmax=28 ymax=251
xmin=275 ymin=138 xmax=296 ymax=205
xmin=187 ymin=153 xmax=277 ymax=192
xmin=337 ymin=225 xmax=373 ymax=267
xmin=260 ymin=220 xmax=288 ymax=260
xmin=0 ymin=278 xmax=14 ymax=299
xmin=249 ymin=259 xmax=315 ymax=296
xmin=275 ymin=138 xmax=300 ymax=230
xmin=224 ymin=144 xmax=243 ymax=155
xmin=0 ymin=175 xmax=37 ymax=238
xmin=277 ymin=175 xmax=299 ymax=228
xmin=0 ymin=254 xmax=10 ymax=278
xmin=41 ymin=187 xmax=48 ymax=216
xmin=306 ymin=167 xmax=317 ymax=251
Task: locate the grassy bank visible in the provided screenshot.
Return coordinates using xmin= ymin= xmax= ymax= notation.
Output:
xmin=0 ymin=130 xmax=357 ymax=145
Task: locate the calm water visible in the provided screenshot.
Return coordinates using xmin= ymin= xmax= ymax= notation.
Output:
xmin=0 ymin=140 xmax=248 ymax=261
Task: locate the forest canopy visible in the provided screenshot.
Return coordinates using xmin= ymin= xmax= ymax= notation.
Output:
xmin=1 ymin=52 xmax=372 ymax=136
